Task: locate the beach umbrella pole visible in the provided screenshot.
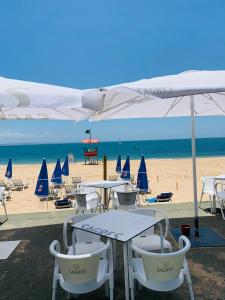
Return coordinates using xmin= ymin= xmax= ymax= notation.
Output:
xmin=103 ymin=155 xmax=107 ymax=207
xmin=190 ymin=95 xmax=199 ymax=237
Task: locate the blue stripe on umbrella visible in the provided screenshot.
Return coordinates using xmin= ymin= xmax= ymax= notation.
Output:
xmin=62 ymin=156 xmax=69 ymax=176
xmin=35 ymin=159 xmax=49 ymax=197
xmin=116 ymin=154 xmax=122 ymax=174
xmin=121 ymin=155 xmax=130 ymax=180
xmin=5 ymin=158 xmax=12 ymax=179
xmin=137 ymin=155 xmax=148 ymax=192
xmin=51 ymin=158 xmax=62 ymax=184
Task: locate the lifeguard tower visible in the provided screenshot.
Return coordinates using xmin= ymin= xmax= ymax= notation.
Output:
xmin=82 ymin=129 xmax=99 ymax=165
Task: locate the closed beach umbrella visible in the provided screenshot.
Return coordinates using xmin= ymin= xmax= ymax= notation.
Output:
xmin=121 ymin=155 xmax=130 ymax=180
xmin=5 ymin=158 xmax=12 ymax=179
xmin=116 ymin=154 xmax=122 ymax=174
xmin=82 ymin=70 xmax=225 ymax=236
xmin=62 ymin=156 xmax=69 ymax=176
xmin=51 ymin=158 xmax=62 ymax=185
xmin=35 ymin=159 xmax=49 ymax=197
xmin=137 ymin=156 xmax=148 ymax=192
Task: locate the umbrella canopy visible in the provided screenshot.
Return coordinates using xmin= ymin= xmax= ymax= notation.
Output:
xmin=0 ymin=76 xmax=93 ymax=120
xmin=5 ymin=158 xmax=12 ymax=179
xmin=121 ymin=155 xmax=130 ymax=180
xmin=83 ymin=70 xmax=225 ymax=120
xmin=62 ymin=156 xmax=69 ymax=177
xmin=82 ymin=70 xmax=225 ymax=236
xmin=35 ymin=159 xmax=49 ymax=197
xmin=137 ymin=156 xmax=148 ymax=192
xmin=51 ymin=158 xmax=62 ymax=185
xmin=116 ymin=154 xmax=122 ymax=174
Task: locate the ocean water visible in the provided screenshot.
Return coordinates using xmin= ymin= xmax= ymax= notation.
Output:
xmin=0 ymin=137 xmax=225 ymax=164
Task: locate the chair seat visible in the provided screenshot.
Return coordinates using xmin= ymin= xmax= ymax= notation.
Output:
xmin=133 ymin=258 xmax=184 ymax=292
xmin=68 ymin=241 xmax=106 ymax=255
xmin=132 ymin=234 xmax=172 ymax=251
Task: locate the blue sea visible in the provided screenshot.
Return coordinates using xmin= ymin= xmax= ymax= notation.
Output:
xmin=1 ymin=138 xmax=225 ymax=164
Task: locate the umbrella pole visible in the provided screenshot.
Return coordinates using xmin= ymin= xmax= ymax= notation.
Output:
xmin=190 ymin=95 xmax=199 ymax=237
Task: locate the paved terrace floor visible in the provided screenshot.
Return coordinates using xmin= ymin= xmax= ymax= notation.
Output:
xmin=0 ymin=202 xmax=225 ymax=299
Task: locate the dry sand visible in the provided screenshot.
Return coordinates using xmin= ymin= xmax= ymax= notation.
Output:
xmin=1 ymin=157 xmax=224 ymax=214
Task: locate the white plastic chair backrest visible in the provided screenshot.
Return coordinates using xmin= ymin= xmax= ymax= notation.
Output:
xmin=129 ymin=208 xmax=157 ymax=235
xmin=117 ymin=191 xmax=137 ymax=206
xmin=129 ymin=208 xmax=169 ymax=237
xmin=201 ymin=177 xmax=215 ymax=195
xmin=57 ymin=255 xmax=99 ymax=284
xmin=73 ymin=214 xmax=101 ymax=243
xmin=132 ymin=235 xmax=190 ymax=282
xmin=75 ymin=193 xmax=87 ymax=208
xmin=112 ymin=182 xmax=132 ymax=192
xmin=50 ymin=240 xmax=109 ymax=285
xmin=63 ymin=214 xmax=100 ymax=250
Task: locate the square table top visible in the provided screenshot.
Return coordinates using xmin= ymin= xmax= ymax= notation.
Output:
xmin=80 ymin=180 xmax=129 ymax=189
xmin=72 ymin=210 xmax=161 ymax=242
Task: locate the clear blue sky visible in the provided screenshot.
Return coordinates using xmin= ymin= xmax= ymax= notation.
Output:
xmin=1 ymin=0 xmax=225 ymax=144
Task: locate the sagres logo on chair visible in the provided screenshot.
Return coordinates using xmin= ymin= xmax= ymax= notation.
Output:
xmin=69 ymin=264 xmax=86 ymax=275
xmin=157 ymin=262 xmax=174 ymax=273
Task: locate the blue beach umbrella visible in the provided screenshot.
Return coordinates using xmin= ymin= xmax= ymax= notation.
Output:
xmin=137 ymin=155 xmax=148 ymax=192
xmin=51 ymin=158 xmax=62 ymax=185
xmin=121 ymin=155 xmax=130 ymax=180
xmin=116 ymin=154 xmax=122 ymax=174
xmin=35 ymin=159 xmax=49 ymax=197
xmin=5 ymin=158 xmax=12 ymax=179
xmin=62 ymin=156 xmax=69 ymax=176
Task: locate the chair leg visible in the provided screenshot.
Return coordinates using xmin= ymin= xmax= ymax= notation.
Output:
xmin=188 ymin=282 xmax=195 ymax=300
xmin=52 ymin=288 xmax=56 ymax=300
xmin=105 ymin=281 xmax=109 ymax=298
xmin=199 ymin=189 xmax=204 ymax=208
xmin=219 ymin=200 xmax=225 ymax=220
xmin=209 ymin=196 xmax=213 ymax=213
xmin=3 ymin=204 xmax=8 ymax=220
xmin=130 ymin=288 xmax=135 ymax=300
xmin=109 ymin=287 xmax=113 ymax=300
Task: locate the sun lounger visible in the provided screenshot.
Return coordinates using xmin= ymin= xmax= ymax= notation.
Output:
xmin=10 ymin=180 xmax=28 ymax=191
xmin=157 ymin=192 xmax=173 ymax=202
xmin=54 ymin=198 xmax=72 ymax=209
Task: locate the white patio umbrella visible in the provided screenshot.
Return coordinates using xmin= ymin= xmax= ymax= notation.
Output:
xmin=0 ymin=76 xmax=94 ymax=120
xmin=81 ymin=70 xmax=225 ymax=236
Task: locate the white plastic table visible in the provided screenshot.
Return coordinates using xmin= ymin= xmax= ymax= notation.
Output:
xmin=80 ymin=180 xmax=129 ymax=207
xmin=72 ymin=210 xmax=163 ymax=300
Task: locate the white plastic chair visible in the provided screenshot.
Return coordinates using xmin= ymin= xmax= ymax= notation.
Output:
xmin=115 ymin=190 xmax=139 ymax=210
xmin=199 ymin=176 xmax=215 ymax=212
xmin=63 ymin=213 xmax=106 ymax=255
xmin=50 ymin=239 xmax=114 ymax=300
xmin=129 ymin=208 xmax=172 ymax=252
xmin=128 ymin=235 xmax=194 ymax=300
xmin=75 ymin=189 xmax=104 ymax=213
xmin=0 ymin=187 xmax=8 ymax=223
xmin=215 ymin=179 xmax=225 ymax=220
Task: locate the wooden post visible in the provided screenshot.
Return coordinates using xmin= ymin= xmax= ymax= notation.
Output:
xmin=103 ymin=155 xmax=107 ymax=207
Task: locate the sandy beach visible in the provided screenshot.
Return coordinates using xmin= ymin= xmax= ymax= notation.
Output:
xmin=1 ymin=156 xmax=224 ymax=214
